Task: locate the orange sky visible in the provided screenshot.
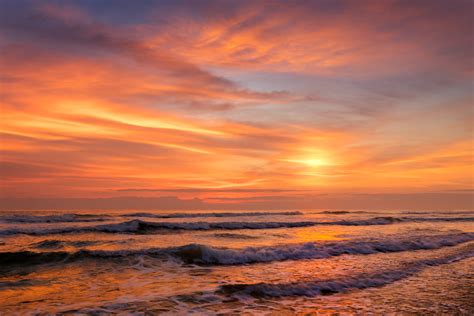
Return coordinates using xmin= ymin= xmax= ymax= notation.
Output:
xmin=0 ymin=0 xmax=473 ymax=209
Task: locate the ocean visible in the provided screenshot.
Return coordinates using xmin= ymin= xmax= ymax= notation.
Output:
xmin=0 ymin=209 xmax=473 ymax=314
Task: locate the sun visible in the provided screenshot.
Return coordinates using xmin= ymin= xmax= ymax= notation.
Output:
xmin=285 ymin=158 xmax=331 ymax=168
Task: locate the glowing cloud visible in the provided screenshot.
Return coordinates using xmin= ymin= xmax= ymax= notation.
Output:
xmin=0 ymin=0 xmax=472 ymax=208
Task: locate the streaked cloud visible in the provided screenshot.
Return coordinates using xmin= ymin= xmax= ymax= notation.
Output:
xmin=0 ymin=0 xmax=472 ymax=209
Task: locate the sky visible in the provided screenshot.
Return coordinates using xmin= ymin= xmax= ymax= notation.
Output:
xmin=0 ymin=0 xmax=473 ymax=210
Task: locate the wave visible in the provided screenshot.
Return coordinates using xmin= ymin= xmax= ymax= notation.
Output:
xmin=406 ymin=216 xmax=474 ymax=222
xmin=169 ymin=232 xmax=474 ymax=265
xmin=212 ymin=233 xmax=260 ymax=239
xmin=0 ymin=219 xmax=317 ymax=235
xmin=0 ymin=211 xmax=302 ymax=224
xmin=402 ymin=211 xmax=474 ymax=215
xmin=33 ymin=240 xmax=100 ymax=249
xmin=123 ymin=211 xmax=303 ymax=219
xmin=318 ymin=210 xmax=366 ymax=214
xmin=219 ymin=245 xmax=474 ymax=297
xmin=334 ymin=216 xmax=474 ymax=225
xmin=0 ymin=217 xmax=400 ymax=235
xmin=2 ymin=210 xmax=472 ymax=227
xmin=0 ymin=248 xmax=162 ymax=267
xmin=1 ymin=233 xmax=473 ymax=267
xmin=0 ymin=279 xmax=45 ymax=289
xmin=0 ymin=214 xmax=109 ymax=223
xmin=1 ymin=216 xmax=473 ymax=236
xmin=0 ymin=251 xmax=72 ymax=266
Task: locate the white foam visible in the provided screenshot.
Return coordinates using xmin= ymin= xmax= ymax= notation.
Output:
xmin=124 ymin=211 xmax=303 ymax=218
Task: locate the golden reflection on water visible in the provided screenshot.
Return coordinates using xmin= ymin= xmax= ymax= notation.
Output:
xmin=0 ymin=259 xmax=215 ymax=313
xmin=294 ymin=227 xmax=346 ymax=242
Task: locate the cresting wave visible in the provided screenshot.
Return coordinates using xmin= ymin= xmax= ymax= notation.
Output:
xmin=219 ymin=245 xmax=474 ymax=297
xmin=33 ymin=240 xmax=100 ymax=249
xmin=1 ymin=216 xmax=473 ymax=236
xmin=169 ymin=233 xmax=474 ymax=265
xmin=123 ymin=211 xmax=303 ymax=218
xmin=317 ymin=210 xmax=366 ymax=214
xmin=0 ymin=211 xmax=303 ymax=224
xmin=0 ymin=214 xmax=109 ymax=223
xmin=0 ymin=219 xmax=316 ymax=235
xmin=1 ymin=233 xmax=473 ymax=267
xmin=402 ymin=211 xmax=474 ymax=215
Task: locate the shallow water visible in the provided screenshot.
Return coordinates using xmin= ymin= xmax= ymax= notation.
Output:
xmin=0 ymin=209 xmax=473 ymax=314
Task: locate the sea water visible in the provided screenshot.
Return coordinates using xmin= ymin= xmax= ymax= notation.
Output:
xmin=0 ymin=209 xmax=473 ymax=314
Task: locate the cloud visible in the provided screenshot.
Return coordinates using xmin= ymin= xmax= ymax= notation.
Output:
xmin=0 ymin=196 xmax=206 ymax=211
xmin=0 ymin=0 xmax=472 ymax=201
xmin=0 ymin=192 xmax=472 ymax=211
xmin=136 ymin=0 xmax=473 ymax=78
xmin=116 ymin=188 xmax=313 ymax=193
xmin=0 ymin=2 xmax=234 ymax=88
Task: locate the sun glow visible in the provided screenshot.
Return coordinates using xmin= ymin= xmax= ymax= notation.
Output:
xmin=281 ymin=147 xmax=337 ymax=169
xmin=284 ymin=157 xmax=332 ymax=168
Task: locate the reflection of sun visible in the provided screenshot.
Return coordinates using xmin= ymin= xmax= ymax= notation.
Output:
xmin=295 ymin=229 xmax=345 ymax=242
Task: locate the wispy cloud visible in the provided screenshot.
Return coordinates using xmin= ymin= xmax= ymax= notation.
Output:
xmin=0 ymin=0 xmax=472 ymax=207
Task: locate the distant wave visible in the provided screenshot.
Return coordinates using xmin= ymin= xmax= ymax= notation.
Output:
xmin=212 ymin=233 xmax=259 ymax=239
xmin=335 ymin=216 xmax=474 ymax=225
xmin=1 ymin=233 xmax=472 ymax=267
xmin=33 ymin=240 xmax=100 ymax=249
xmin=0 ymin=219 xmax=317 ymax=235
xmin=0 ymin=218 xmax=394 ymax=235
xmin=1 ymin=216 xmax=473 ymax=236
xmin=402 ymin=211 xmax=474 ymax=215
xmin=123 ymin=211 xmax=303 ymax=219
xmin=0 ymin=248 xmax=163 ymax=267
xmin=0 ymin=211 xmax=302 ymax=224
xmin=219 ymin=245 xmax=474 ymax=297
xmin=403 ymin=216 xmax=474 ymax=222
xmin=1 ymin=211 xmax=472 ymax=227
xmin=0 ymin=214 xmax=109 ymax=223
xmin=317 ymin=210 xmax=365 ymax=214
xmin=0 ymin=279 xmax=43 ymax=289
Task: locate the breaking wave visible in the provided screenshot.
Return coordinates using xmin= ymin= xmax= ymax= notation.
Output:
xmin=0 ymin=211 xmax=302 ymax=224
xmin=402 ymin=211 xmax=474 ymax=215
xmin=123 ymin=211 xmax=303 ymax=218
xmin=1 ymin=216 xmax=472 ymax=236
xmin=33 ymin=240 xmax=100 ymax=249
xmin=0 ymin=214 xmax=109 ymax=223
xmin=212 ymin=233 xmax=259 ymax=239
xmin=1 ymin=233 xmax=473 ymax=267
xmin=318 ymin=210 xmax=362 ymax=214
xmin=169 ymin=232 xmax=474 ymax=265
xmin=219 ymin=245 xmax=474 ymax=297
xmin=0 ymin=219 xmax=316 ymax=235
